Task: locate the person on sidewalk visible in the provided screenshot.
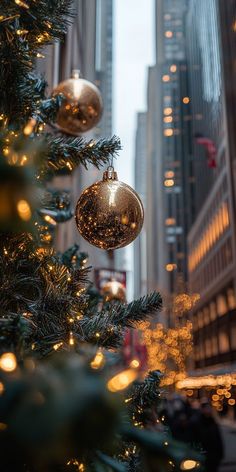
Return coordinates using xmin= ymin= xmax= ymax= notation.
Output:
xmin=192 ymin=400 xmax=224 ymax=472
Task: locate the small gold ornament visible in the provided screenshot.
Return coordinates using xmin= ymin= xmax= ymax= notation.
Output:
xmin=102 ymin=280 xmax=126 ymax=303
xmin=75 ymin=166 xmax=144 ymax=250
xmin=53 ymin=70 xmax=103 ymax=135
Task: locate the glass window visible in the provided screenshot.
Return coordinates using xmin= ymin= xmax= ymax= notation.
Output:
xmin=212 ymin=336 xmax=218 ymax=355
xmin=219 ymin=329 xmax=230 ymax=353
xmin=205 ymin=338 xmax=212 ymax=358
xmin=203 ymin=307 xmax=210 ymax=325
xmin=227 ymin=288 xmax=236 ymax=310
xmin=210 ymin=301 xmax=217 ymax=321
xmin=216 ymin=294 xmax=228 ymax=316
xmin=198 ymin=311 xmax=204 ymax=328
xmin=230 ymin=322 xmax=236 ymax=350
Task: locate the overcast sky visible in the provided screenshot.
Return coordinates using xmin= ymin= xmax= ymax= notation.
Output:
xmin=113 ymin=0 xmax=155 ymax=291
xmin=113 ymin=0 xmax=155 ymax=184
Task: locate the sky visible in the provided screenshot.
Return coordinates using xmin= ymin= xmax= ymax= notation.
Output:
xmin=113 ymin=0 xmax=155 ymax=185
xmin=113 ymin=0 xmax=155 ymax=293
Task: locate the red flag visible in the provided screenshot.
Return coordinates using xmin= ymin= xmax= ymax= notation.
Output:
xmin=195 ymin=135 xmax=217 ymax=168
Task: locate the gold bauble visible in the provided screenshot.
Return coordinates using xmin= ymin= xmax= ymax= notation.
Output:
xmin=53 ymin=70 xmax=103 ymax=135
xmin=102 ymin=280 xmax=126 ymax=303
xmin=75 ymin=167 xmax=144 ymax=250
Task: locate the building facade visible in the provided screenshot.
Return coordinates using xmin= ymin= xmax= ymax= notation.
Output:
xmin=134 ymin=112 xmax=147 ymax=298
xmin=37 ymin=0 xmax=114 ymax=273
xmin=186 ymin=0 xmax=236 ymax=372
xmin=144 ymin=0 xmax=190 ymax=319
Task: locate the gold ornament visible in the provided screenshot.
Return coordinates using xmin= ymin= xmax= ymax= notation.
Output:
xmin=75 ymin=166 xmax=144 ymax=250
xmin=53 ymin=70 xmax=103 ymax=135
xmin=102 ymin=280 xmax=126 ymax=303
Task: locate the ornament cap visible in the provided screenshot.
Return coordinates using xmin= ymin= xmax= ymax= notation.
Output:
xmin=71 ymin=69 xmax=80 ymax=79
xmin=103 ymin=166 xmax=118 ymax=181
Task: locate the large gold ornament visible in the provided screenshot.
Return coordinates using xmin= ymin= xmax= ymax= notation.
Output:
xmin=53 ymin=70 xmax=103 ymax=135
xmin=102 ymin=280 xmax=126 ymax=303
xmin=75 ymin=167 xmax=144 ymax=250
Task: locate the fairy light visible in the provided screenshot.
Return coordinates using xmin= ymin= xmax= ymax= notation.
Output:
xmin=107 ymin=369 xmax=138 ymax=392
xmin=0 ymin=353 xmax=17 ymax=372
xmin=16 ymin=29 xmax=28 ymax=35
xmin=53 ymin=342 xmax=63 ymax=351
xmin=66 ymin=161 xmax=73 ymax=171
xmin=69 ymin=332 xmax=75 ymax=346
xmin=24 ymin=118 xmax=37 ymax=136
xmin=17 ymin=200 xmax=32 ymax=221
xmin=129 ymin=359 xmax=140 ymax=369
xmin=0 ymin=423 xmax=7 ymax=431
xmin=90 ymin=349 xmax=105 ymax=370
xmin=67 ymin=460 xmax=85 ymax=470
xmin=95 ymin=332 xmax=100 ymax=338
xmin=15 ymin=0 xmax=29 ymax=8
xmin=36 ymin=53 xmax=45 ymax=58
xmin=43 ymin=215 xmax=57 ymax=226
xmin=180 ymin=460 xmax=198 ymax=470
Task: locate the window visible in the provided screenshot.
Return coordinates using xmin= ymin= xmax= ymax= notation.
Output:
xmin=227 ymin=288 xmax=236 ymax=310
xmin=219 ymin=329 xmax=229 ymax=353
xmin=216 ymin=294 xmax=227 ymax=316
xmin=210 ymin=301 xmax=217 ymax=321
xmin=230 ymin=322 xmax=236 ymax=350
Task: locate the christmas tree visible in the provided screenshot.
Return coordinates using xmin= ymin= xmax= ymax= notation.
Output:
xmin=0 ymin=2 xmax=202 ymax=471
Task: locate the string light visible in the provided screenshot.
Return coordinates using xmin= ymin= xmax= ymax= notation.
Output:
xmin=24 ymin=118 xmax=37 ymax=136
xmin=180 ymin=460 xmax=198 ymax=470
xmin=53 ymin=342 xmax=63 ymax=351
xmin=0 ymin=352 xmax=17 ymax=372
xmin=129 ymin=359 xmax=140 ymax=368
xmin=67 ymin=459 xmax=85 ymax=470
xmin=90 ymin=349 xmax=105 ymax=370
xmin=15 ymin=0 xmax=29 ymax=8
xmin=17 ymin=200 xmax=32 ymax=221
xmin=69 ymin=332 xmax=75 ymax=346
xmin=107 ymin=369 xmax=138 ymax=392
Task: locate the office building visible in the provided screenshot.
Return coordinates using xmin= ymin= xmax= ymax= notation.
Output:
xmin=134 ymin=112 xmax=147 ymax=298
xmin=145 ymin=0 xmax=190 ymax=317
xmin=186 ymin=0 xmax=236 ymax=372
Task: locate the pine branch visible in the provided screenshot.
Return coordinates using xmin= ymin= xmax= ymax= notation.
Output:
xmin=111 ymin=292 xmax=163 ymax=327
xmin=40 ymin=135 xmax=121 ymax=177
xmin=79 ymin=292 xmax=162 ymax=349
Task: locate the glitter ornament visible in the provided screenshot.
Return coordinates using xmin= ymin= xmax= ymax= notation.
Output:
xmin=102 ymin=280 xmax=126 ymax=303
xmin=53 ymin=70 xmax=103 ymax=135
xmin=75 ymin=166 xmax=144 ymax=250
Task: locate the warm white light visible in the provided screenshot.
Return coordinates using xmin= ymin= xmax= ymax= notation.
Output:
xmin=107 ymin=369 xmax=138 ymax=392
xmin=0 ymin=353 xmax=17 ymax=372
xmin=17 ymin=200 xmax=32 ymax=221
xmin=180 ymin=460 xmax=198 ymax=470
xmin=129 ymin=359 xmax=140 ymax=369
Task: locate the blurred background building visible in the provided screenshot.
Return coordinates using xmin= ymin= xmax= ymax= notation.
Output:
xmin=134 ymin=0 xmax=236 ymax=378
xmin=37 ymin=0 xmax=114 ymax=273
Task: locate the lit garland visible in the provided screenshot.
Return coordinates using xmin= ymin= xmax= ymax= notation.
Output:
xmin=140 ymin=321 xmax=193 ymax=386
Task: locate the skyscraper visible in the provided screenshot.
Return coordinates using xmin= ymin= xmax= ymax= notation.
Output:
xmin=134 ymin=112 xmax=147 ymax=298
xmin=186 ymin=0 xmax=236 ymax=372
xmin=145 ymin=0 xmax=190 ymax=317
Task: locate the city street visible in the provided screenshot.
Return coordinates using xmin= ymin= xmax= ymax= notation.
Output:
xmin=220 ymin=424 xmax=236 ymax=472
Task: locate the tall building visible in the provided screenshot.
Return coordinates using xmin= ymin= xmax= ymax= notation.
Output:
xmin=186 ymin=0 xmax=236 ymax=373
xmin=37 ymin=0 xmax=114 ymax=273
xmin=145 ymin=0 xmax=190 ymax=317
xmin=134 ymin=112 xmax=147 ymax=298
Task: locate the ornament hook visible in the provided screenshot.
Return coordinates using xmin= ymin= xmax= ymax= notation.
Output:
xmin=103 ymin=166 xmax=118 ymax=181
